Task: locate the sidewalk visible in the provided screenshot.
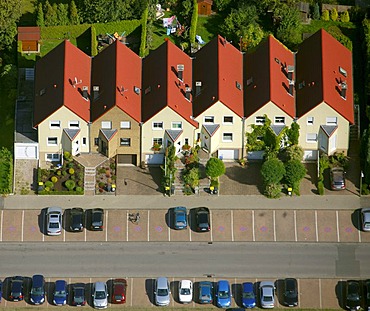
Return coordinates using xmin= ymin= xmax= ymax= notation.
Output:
xmin=1 ymin=193 xmax=362 ymax=210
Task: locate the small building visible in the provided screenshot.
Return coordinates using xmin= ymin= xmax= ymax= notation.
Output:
xmin=295 ymin=2 xmax=310 ymax=24
xmin=198 ymin=0 xmax=213 ymax=16
xmin=18 ymin=27 xmax=41 ymax=53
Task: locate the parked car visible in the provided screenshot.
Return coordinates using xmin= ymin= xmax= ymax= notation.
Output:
xmin=361 ymin=208 xmax=370 ymax=232
xmin=111 ymin=279 xmax=127 ymax=304
xmin=154 ymin=277 xmax=171 ymax=306
xmin=363 ymin=280 xmax=370 ymax=311
xmin=53 ymin=280 xmax=68 ymax=306
xmin=173 ymin=206 xmax=187 ymax=230
xmin=198 ymin=281 xmax=213 ymax=304
xmin=90 ymin=208 xmax=104 ymax=231
xmin=46 ymin=206 xmax=62 ymax=236
xmin=345 ymin=280 xmax=361 ymax=311
xmin=216 ymin=280 xmax=231 ymax=308
xmin=283 ymin=278 xmax=298 ymax=307
xmin=259 ymin=281 xmax=275 ymax=309
xmin=72 ymin=284 xmax=86 ymax=306
xmin=330 ymin=167 xmax=346 ymax=190
xmin=92 ymin=282 xmax=108 ymax=309
xmin=178 ymin=280 xmax=192 ymax=303
xmin=242 ymin=282 xmax=256 ymax=308
xmin=30 ymin=274 xmax=45 ymax=305
xmin=195 ymin=207 xmax=210 ymax=232
xmin=9 ymin=276 xmax=24 ymax=301
xmin=70 ymin=208 xmax=84 ymax=232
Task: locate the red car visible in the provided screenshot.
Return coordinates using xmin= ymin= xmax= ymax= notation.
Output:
xmin=112 ymin=279 xmax=127 ymax=304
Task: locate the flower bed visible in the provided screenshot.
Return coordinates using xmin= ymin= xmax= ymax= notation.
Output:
xmin=95 ymin=159 xmax=117 ymax=194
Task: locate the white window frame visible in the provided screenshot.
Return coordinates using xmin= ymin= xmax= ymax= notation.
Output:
xmin=152 ymin=122 xmax=163 ymax=130
xmin=120 ymin=138 xmax=131 ymax=146
xmin=223 ymin=116 xmax=233 ymax=125
xmin=171 ymin=121 xmax=182 ymax=130
xmin=101 ymin=121 xmax=112 ymax=129
xmin=69 ymin=120 xmax=79 ymax=128
xmin=255 ymin=116 xmax=265 ymax=125
xmin=204 ymin=116 xmax=214 ymax=124
xmin=45 ymin=153 xmax=60 ymax=161
xmin=307 ymin=116 xmax=314 ymax=125
xmin=49 ymin=121 xmax=61 ymax=129
xmin=47 ymin=137 xmax=58 ymax=146
xmin=274 ymin=116 xmax=285 ymax=125
xmin=120 ymin=121 xmax=131 ymax=129
xmin=153 ymin=138 xmax=163 ymax=145
xmin=326 ymin=117 xmax=337 ymax=125
xmin=306 ymin=133 xmax=317 ymax=143
xmin=222 ymin=133 xmax=233 ymax=142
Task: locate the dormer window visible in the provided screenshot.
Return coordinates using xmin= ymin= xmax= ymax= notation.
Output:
xmin=339 ymin=66 xmax=347 ymax=77
xmin=236 ymin=81 xmax=241 ymax=90
xmin=177 ymin=64 xmax=184 ymax=81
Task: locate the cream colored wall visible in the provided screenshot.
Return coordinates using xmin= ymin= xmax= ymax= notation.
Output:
xmin=297 ymin=102 xmax=350 ymax=152
xmin=194 ymin=101 xmax=243 ymax=154
xmin=141 ymin=107 xmax=195 ymax=160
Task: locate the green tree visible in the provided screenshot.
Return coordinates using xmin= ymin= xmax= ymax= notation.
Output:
xmin=286 ymin=122 xmax=300 ymax=145
xmin=0 ymin=64 xmax=17 ymax=90
xmin=44 ymin=0 xmax=58 ymax=26
xmin=189 ymin=0 xmax=198 ymax=44
xmin=0 ymin=0 xmax=21 ymax=51
xmin=340 ymin=10 xmax=350 ymax=22
xmin=69 ymin=0 xmax=80 ymax=25
xmin=179 ymin=0 xmax=192 ymax=24
xmin=91 ymin=25 xmax=98 ymax=56
xmin=321 ymin=9 xmax=329 ymax=21
xmin=240 ymin=23 xmax=264 ymax=51
xmin=312 ymin=2 xmax=320 ymax=20
xmin=57 ymin=3 xmax=69 ymax=26
xmin=213 ymin=0 xmax=233 ymax=12
xmin=284 ymin=159 xmax=306 ymax=195
xmin=36 ymin=2 xmax=45 ymax=26
xmin=261 ymin=158 xmax=285 ymax=185
xmin=205 ymin=157 xmax=226 ymax=179
xmin=139 ymin=6 xmax=148 ymax=57
xmin=283 ymin=145 xmax=304 ymax=162
xmin=330 ymin=8 xmax=338 ymax=21
xmin=275 ymin=5 xmax=302 ymax=47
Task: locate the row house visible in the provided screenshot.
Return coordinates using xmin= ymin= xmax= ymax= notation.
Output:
xmin=33 ymin=29 xmax=354 ymax=168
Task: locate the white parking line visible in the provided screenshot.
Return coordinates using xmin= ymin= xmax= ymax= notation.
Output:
xmin=126 ymin=211 xmax=129 ymax=241
xmin=336 ymin=210 xmax=340 ymax=242
xmin=358 ymin=212 xmax=362 ymax=243
xmin=210 ymin=211 xmax=213 ymax=242
xmin=294 ymin=210 xmax=297 ymax=242
xmin=63 ymin=214 xmax=66 ymax=242
xmin=231 ymin=210 xmax=234 ymax=242
xmin=84 ymin=224 xmax=87 ymax=242
xmin=319 ymin=278 xmax=322 ymax=308
xmin=21 ymin=210 xmax=24 ymax=242
xmin=147 ymin=210 xmax=150 ymax=242
xmin=192 ymin=277 xmax=196 ymax=307
xmin=105 ymin=210 xmax=108 ymax=242
xmin=0 ymin=210 xmax=3 ymax=242
xmin=273 ymin=210 xmax=276 ymax=242
xmin=252 ymin=210 xmax=255 ymax=242
xmin=130 ymin=278 xmax=133 ymax=307
xmin=297 ymin=278 xmax=301 ymax=308
xmin=168 ymin=212 xmax=171 ymax=242
xmin=315 ymin=210 xmax=318 ymax=242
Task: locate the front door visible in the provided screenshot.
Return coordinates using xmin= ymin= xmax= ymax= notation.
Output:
xmin=72 ymin=140 xmax=80 ymax=156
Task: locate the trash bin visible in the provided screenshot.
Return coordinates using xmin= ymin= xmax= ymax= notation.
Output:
xmin=171 ymin=185 xmax=175 ymax=195
xmin=212 ymin=187 xmax=218 ymax=195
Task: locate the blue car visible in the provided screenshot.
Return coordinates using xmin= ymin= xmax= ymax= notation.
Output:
xmin=216 ymin=280 xmax=231 ymax=308
xmin=53 ymin=280 xmax=68 ymax=306
xmin=30 ymin=274 xmax=45 ymax=305
xmin=198 ymin=281 xmax=213 ymax=304
xmin=173 ymin=206 xmax=187 ymax=230
xmin=242 ymin=282 xmax=256 ymax=308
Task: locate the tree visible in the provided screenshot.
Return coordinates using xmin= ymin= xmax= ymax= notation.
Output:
xmin=283 ymin=145 xmax=304 ymax=162
xmin=44 ymin=1 xmax=58 ymax=26
xmin=36 ymin=2 xmax=45 ymax=27
xmin=213 ymin=0 xmax=233 ymax=12
xmin=312 ymin=2 xmax=320 ymax=20
xmin=69 ymin=0 xmax=80 ymax=25
xmin=330 ymin=8 xmax=338 ymax=21
xmin=284 ymin=159 xmax=307 ymax=195
xmin=275 ymin=5 xmax=302 ymax=47
xmin=321 ymin=9 xmax=329 ymax=21
xmin=179 ymin=0 xmax=192 ymax=24
xmin=0 ymin=0 xmax=21 ymax=51
xmin=340 ymin=11 xmax=350 ymax=22
xmin=189 ymin=0 xmax=198 ymax=44
xmin=286 ymin=121 xmax=300 ymax=145
xmin=261 ymin=158 xmax=285 ymax=185
xmin=240 ymin=23 xmax=264 ymax=51
xmin=57 ymin=3 xmax=69 ymax=26
xmin=205 ymin=158 xmax=226 ymax=179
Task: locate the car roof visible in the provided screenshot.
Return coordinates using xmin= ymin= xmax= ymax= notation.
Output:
xmin=243 ymin=282 xmax=254 ymax=291
xmin=92 ymin=208 xmax=103 ymax=212
xmin=285 ymin=278 xmax=297 ymax=289
xmin=55 ymin=280 xmax=67 ymax=289
xmin=32 ymin=274 xmax=44 ymax=286
xmin=180 ymin=280 xmax=192 ymax=287
xmin=157 ymin=277 xmax=169 ymax=288
xmin=94 ymin=282 xmax=106 ymax=291
xmin=218 ymin=280 xmax=229 ymax=290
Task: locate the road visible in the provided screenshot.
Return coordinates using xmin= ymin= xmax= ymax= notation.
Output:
xmin=0 ymin=242 xmax=369 ymax=278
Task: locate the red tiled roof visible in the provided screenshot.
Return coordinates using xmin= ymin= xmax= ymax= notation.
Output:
xmin=244 ymin=35 xmax=295 ymax=118
xmin=34 ymin=40 xmax=91 ymax=127
xmin=18 ymin=27 xmax=41 ymax=41
xmin=193 ymin=35 xmax=244 ymax=118
xmin=142 ymin=40 xmax=197 ymax=127
xmin=91 ymin=40 xmax=142 ymax=123
xmin=296 ymin=29 xmax=354 ymax=124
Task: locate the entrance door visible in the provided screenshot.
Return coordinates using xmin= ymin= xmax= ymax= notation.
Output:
xmin=72 ymin=140 xmax=80 ymax=155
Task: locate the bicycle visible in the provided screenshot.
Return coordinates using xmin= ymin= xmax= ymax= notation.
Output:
xmin=128 ymin=212 xmax=140 ymax=224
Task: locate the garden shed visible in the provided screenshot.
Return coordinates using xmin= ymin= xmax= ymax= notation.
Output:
xmin=18 ymin=27 xmax=41 ymax=53
xmin=198 ymin=0 xmax=213 ymax=16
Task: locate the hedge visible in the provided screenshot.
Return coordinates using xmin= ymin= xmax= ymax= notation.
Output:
xmin=91 ymin=25 xmax=98 ymax=56
xmin=41 ymin=24 xmax=91 ymax=39
xmin=139 ymin=8 xmax=148 ymax=57
xmin=0 ymin=148 xmax=13 ymax=194
xmin=38 ymin=190 xmax=84 ymax=195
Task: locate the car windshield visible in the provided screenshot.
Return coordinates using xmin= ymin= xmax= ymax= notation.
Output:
xmin=95 ymin=291 xmax=106 ymax=299
xmin=264 ymin=296 xmax=273 ymax=302
xmin=181 ymin=288 xmax=190 ymax=295
xmin=55 ymin=290 xmax=66 ymax=297
xmin=157 ymin=288 xmax=168 ymax=296
xmin=49 ymin=222 xmax=59 ymax=228
xmin=218 ymin=290 xmax=229 ymax=298
xmin=114 ymin=295 xmax=123 ymax=300
xmin=285 ymin=290 xmax=296 ymax=298
xmin=243 ymin=291 xmax=255 ymax=299
xmin=31 ymin=287 xmax=43 ymax=295
xmin=73 ymin=214 xmax=82 ymax=224
xmin=92 ymin=212 xmax=102 ymax=223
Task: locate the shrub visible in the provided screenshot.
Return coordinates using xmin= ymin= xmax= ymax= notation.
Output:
xmin=261 ymin=158 xmax=285 ymax=185
xmin=62 ymin=170 xmax=67 ymax=176
xmin=63 ymin=151 xmax=72 ymax=161
xmin=317 ymin=180 xmax=325 ymax=195
xmin=77 ymin=180 xmax=83 ymax=187
xmin=205 ymin=158 xmax=225 ymax=178
xmin=45 ymin=181 xmax=54 ymax=188
xmin=70 ymin=174 xmax=76 ymax=180
xmin=44 ymin=186 xmax=51 ymax=192
xmin=56 ymin=170 xmax=62 ymax=176
xmin=210 ymin=179 xmax=219 ymax=188
xmin=67 ymin=162 xmax=74 ymax=168
xmin=69 ymin=168 xmax=75 ymax=175
xmin=75 ymin=186 xmax=83 ymax=194
xmin=98 ymin=168 xmax=106 ymax=174
xmin=110 ymin=162 xmax=116 ymax=170
xmin=340 ymin=11 xmax=350 ymax=22
xmin=321 ymin=9 xmax=329 ymax=21
xmin=51 ymin=176 xmax=58 ymax=183
xmin=65 ymin=179 xmax=76 ymax=190
xmin=264 ymin=183 xmax=281 ymax=199
xmin=330 ymin=8 xmax=338 ymax=21
xmin=98 ymin=182 xmax=105 ymax=188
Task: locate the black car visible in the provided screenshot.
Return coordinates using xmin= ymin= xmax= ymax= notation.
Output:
xmin=363 ymin=280 xmax=370 ymax=311
xmin=283 ymin=278 xmax=298 ymax=307
xmin=72 ymin=284 xmax=86 ymax=306
xmin=9 ymin=276 xmax=24 ymax=301
xmin=70 ymin=208 xmax=84 ymax=232
xmin=345 ymin=280 xmax=361 ymax=311
xmin=90 ymin=208 xmax=104 ymax=231
xmin=195 ymin=207 xmax=210 ymax=232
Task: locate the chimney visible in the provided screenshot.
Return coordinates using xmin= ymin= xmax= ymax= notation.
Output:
xmin=185 ymin=87 xmax=191 ymax=101
xmin=195 ymin=81 xmax=202 ymax=96
xmin=93 ymin=86 xmax=99 ymax=101
xmin=288 ymin=80 xmax=294 ymax=96
xmin=340 ymin=82 xmax=347 ymax=99
xmin=287 ymin=65 xmax=294 ymax=81
xmin=82 ymin=86 xmax=89 ymax=101
xmin=177 ymin=64 xmax=184 ymax=81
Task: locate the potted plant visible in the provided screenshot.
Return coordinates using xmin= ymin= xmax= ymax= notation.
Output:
xmin=239 ymin=158 xmax=247 ymax=167
xmin=152 ymin=143 xmax=162 ymax=152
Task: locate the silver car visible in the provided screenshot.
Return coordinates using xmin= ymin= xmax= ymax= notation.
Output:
xmin=155 ymin=277 xmax=171 ymax=306
xmin=260 ymin=281 xmax=275 ymax=309
xmin=361 ymin=208 xmax=370 ymax=232
xmin=46 ymin=207 xmax=62 ymax=236
xmin=92 ymin=282 xmax=108 ymax=309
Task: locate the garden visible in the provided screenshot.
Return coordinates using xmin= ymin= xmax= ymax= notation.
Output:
xmin=95 ymin=159 xmax=117 ymax=194
xmin=0 ymin=147 xmax=13 ymax=195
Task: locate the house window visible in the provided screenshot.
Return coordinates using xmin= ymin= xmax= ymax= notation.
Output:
xmin=171 ymin=121 xmax=182 ymax=129
xmin=255 ymin=116 xmax=265 ymax=125
xmin=120 ymin=121 xmax=131 ymax=129
xmin=49 ymin=121 xmax=61 ymax=129
xmin=236 ymin=81 xmax=241 ymax=90
xmin=223 ymin=116 xmax=233 ymax=124
xmin=45 ymin=153 xmax=60 ymax=161
xmin=153 ymin=138 xmax=163 ymax=145
xmin=204 ymin=116 xmax=214 ymax=124
xmin=94 ymin=138 xmax=99 ymax=146
xmin=274 ymin=116 xmax=285 ymax=125
xmin=69 ymin=121 xmax=79 ymax=128
xmin=120 ymin=138 xmax=131 ymax=146
xmin=222 ymin=133 xmax=233 ymax=142
xmin=152 ymin=122 xmax=163 ymax=130
xmin=47 ymin=137 xmax=58 ymax=146
xmin=82 ymin=137 xmax=87 ymax=145
xmin=326 ymin=117 xmax=337 ymax=125
xmin=307 ymin=117 xmax=314 ymax=125
xmin=184 ymin=138 xmax=189 ymax=145
xmin=306 ymin=133 xmax=317 ymax=143
xmin=101 ymin=121 xmax=111 ymax=129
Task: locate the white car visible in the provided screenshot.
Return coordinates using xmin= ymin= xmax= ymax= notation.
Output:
xmin=178 ymin=280 xmax=192 ymax=303
xmin=260 ymin=281 xmax=275 ymax=309
xmin=92 ymin=282 xmax=108 ymax=309
xmin=46 ymin=207 xmax=62 ymax=236
xmin=361 ymin=207 xmax=370 ymax=231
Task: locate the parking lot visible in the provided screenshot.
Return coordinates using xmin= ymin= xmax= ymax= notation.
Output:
xmin=0 ymin=209 xmax=369 ymax=243
xmin=0 ymin=276 xmax=354 ymax=309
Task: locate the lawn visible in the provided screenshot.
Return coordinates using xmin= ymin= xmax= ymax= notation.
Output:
xmin=0 ymin=78 xmax=16 ymax=150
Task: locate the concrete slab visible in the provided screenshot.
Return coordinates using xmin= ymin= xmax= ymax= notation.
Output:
xmin=233 ymin=210 xmax=253 ymax=242
xmin=106 ymin=210 xmax=126 ymax=242
xmin=275 ymin=210 xmax=295 ymax=242
xmin=23 ymin=210 xmax=43 ymax=242
xmin=128 ymin=210 xmax=148 ymax=242
xmin=2 ymin=210 xmax=22 ymax=242
xmin=296 ymin=210 xmax=316 ymax=242
xmin=137 ymin=277 xmax=154 ymax=307
xmin=254 ymin=210 xmax=274 ymax=242
xmin=299 ymin=279 xmax=320 ymax=309
xmin=211 ymin=210 xmax=232 ymax=242
xmin=321 ymin=279 xmax=340 ymax=309
xmin=148 ymin=210 xmax=169 ymax=242
xmin=337 ymin=211 xmax=359 ymax=242
xmin=317 ymin=210 xmax=338 ymax=242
